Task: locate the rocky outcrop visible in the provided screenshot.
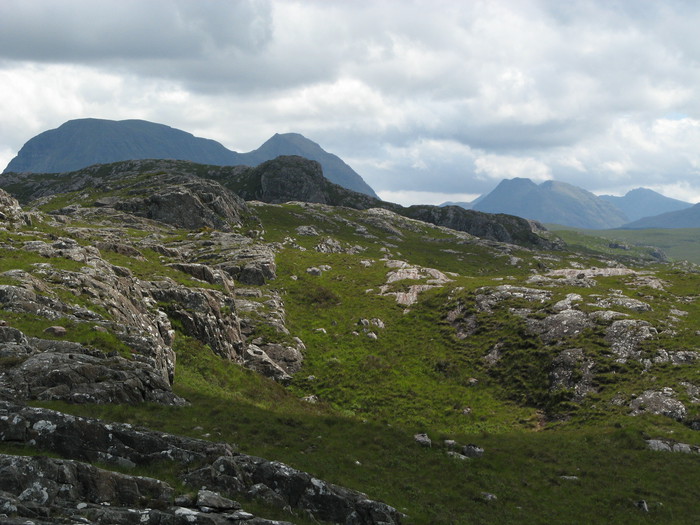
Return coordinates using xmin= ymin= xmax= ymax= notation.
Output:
xmin=0 ymin=328 xmax=185 ymax=405
xmin=147 ymin=281 xmax=244 ymax=362
xmin=402 ymin=205 xmax=560 ymax=249
xmin=549 ymin=348 xmax=596 ymax=401
xmin=112 ymin=175 xmax=249 ymax=232
xmin=0 ymin=188 xmax=32 ymax=227
xmin=0 ymin=401 xmax=402 ymax=524
xmin=605 ymin=320 xmax=657 ymax=363
xmin=379 ymin=259 xmax=453 ymax=306
xmin=184 ymin=455 xmax=403 ymax=525
xmin=217 ymin=244 xmax=277 ymax=285
xmin=630 ymin=388 xmax=687 ymax=421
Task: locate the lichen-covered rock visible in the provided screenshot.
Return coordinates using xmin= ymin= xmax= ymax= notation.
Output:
xmin=630 ymin=388 xmax=687 ymax=421
xmin=605 ymin=320 xmax=657 ymax=363
xmin=475 ymin=285 xmax=551 ymax=313
xmin=527 ymin=309 xmax=593 ymax=343
xmin=0 ymin=453 xmax=174 ymax=507
xmin=0 ymin=401 xmax=233 ymax=467
xmin=184 ymin=455 xmax=403 ymax=525
xmin=218 ymin=244 xmax=277 ymax=285
xmin=0 ymin=188 xmax=32 ymax=227
xmin=113 ymin=175 xmax=250 ymax=232
xmin=0 ymin=401 xmax=401 ymax=524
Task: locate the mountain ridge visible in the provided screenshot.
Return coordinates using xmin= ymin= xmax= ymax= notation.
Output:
xmin=3 ymin=118 xmax=379 ymax=198
xmin=600 ymin=187 xmax=693 ymax=222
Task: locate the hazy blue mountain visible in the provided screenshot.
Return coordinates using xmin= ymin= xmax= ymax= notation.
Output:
xmin=3 ymin=118 xmax=378 ymax=198
xmin=599 ymin=188 xmax=692 ymax=222
xmin=472 ymin=177 xmax=629 ymax=229
xmin=621 ymin=202 xmax=700 ymax=229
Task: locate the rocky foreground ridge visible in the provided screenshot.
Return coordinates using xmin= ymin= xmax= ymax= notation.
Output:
xmin=0 ymin=158 xmax=697 ymax=523
xmin=0 ymin=177 xmax=402 ymax=523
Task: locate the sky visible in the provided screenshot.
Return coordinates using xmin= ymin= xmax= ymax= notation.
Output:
xmin=3 ymin=0 xmax=700 ymax=205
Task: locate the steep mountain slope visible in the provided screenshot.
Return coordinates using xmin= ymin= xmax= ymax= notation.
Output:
xmin=600 ymin=187 xmax=692 ymax=222
xmin=473 ymin=178 xmax=629 ymax=229
xmin=623 ymin=202 xmax=700 ymax=229
xmin=0 ymin=160 xmax=700 ymax=523
xmin=3 ymin=118 xmax=378 ymax=198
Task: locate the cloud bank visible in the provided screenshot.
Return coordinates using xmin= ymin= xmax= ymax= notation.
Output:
xmin=3 ymin=0 xmax=700 ymax=204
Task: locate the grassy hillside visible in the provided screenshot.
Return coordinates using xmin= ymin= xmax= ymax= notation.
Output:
xmin=16 ymin=197 xmax=696 ymax=524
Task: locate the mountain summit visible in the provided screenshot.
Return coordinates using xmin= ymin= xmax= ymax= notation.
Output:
xmin=3 ymin=118 xmax=378 ymax=198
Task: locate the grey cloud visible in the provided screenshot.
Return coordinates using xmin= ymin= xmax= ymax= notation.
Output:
xmin=0 ymin=0 xmax=273 ymax=62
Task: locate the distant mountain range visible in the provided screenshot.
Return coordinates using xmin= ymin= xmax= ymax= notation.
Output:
xmin=441 ymin=178 xmax=695 ymax=229
xmin=3 ymin=118 xmax=378 ymax=198
xmin=621 ymin=202 xmax=700 ymax=229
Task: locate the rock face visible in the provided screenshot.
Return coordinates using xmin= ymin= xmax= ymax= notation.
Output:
xmin=113 ymin=174 xmax=249 ymax=232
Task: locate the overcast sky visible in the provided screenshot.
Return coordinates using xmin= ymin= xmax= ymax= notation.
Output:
xmin=3 ymin=0 xmax=700 ymax=205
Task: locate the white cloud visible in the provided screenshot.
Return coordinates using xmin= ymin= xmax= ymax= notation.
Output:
xmin=475 ymin=154 xmax=552 ymax=182
xmin=377 ymin=190 xmax=480 ymax=207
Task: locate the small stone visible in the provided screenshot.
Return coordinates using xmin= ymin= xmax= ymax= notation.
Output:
xmin=44 ymin=326 xmax=67 ymax=336
xmin=462 ymin=444 xmax=484 ymax=457
xmin=306 ymin=267 xmax=322 ymax=276
xmin=414 ymin=433 xmax=432 ymax=447
xmin=481 ymin=492 xmax=497 ymax=502
xmin=635 ymin=500 xmax=649 ymax=512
